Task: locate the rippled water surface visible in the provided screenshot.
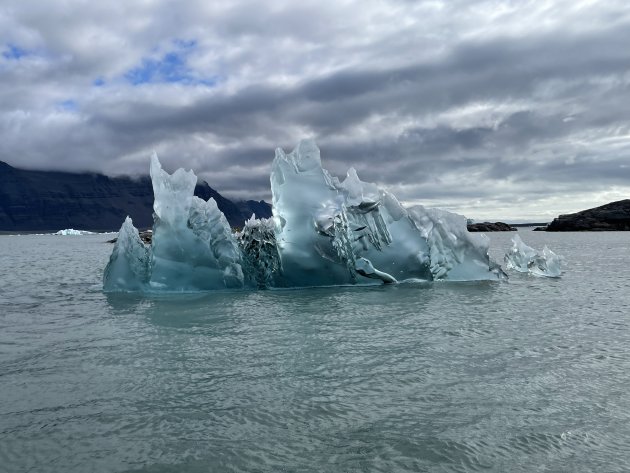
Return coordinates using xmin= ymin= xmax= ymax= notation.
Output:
xmin=1 ymin=230 xmax=630 ymax=472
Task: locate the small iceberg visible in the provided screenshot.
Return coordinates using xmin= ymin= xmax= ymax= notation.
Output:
xmin=55 ymin=229 xmax=95 ymax=236
xmin=504 ymin=234 xmax=563 ymax=277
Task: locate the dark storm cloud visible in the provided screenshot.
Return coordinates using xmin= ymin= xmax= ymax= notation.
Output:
xmin=1 ymin=0 xmax=630 ymax=219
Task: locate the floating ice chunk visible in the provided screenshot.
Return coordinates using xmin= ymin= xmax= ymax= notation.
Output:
xmin=55 ymin=229 xmax=95 ymax=235
xmin=529 ymin=245 xmax=562 ymax=278
xmin=504 ymin=234 xmax=536 ymax=273
xmin=504 ymin=234 xmax=562 ymax=277
xmin=407 ymin=206 xmax=506 ymax=281
xmin=103 ymin=217 xmax=150 ymax=291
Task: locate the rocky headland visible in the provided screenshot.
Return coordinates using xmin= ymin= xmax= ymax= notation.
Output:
xmin=467 ymin=221 xmax=517 ymax=232
xmin=544 ymin=199 xmax=630 ymax=231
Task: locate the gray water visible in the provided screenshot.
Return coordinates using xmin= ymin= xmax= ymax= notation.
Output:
xmin=1 ymin=230 xmax=629 ymax=473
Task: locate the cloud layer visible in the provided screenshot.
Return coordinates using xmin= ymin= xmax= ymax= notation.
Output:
xmin=1 ymin=0 xmax=630 ymax=220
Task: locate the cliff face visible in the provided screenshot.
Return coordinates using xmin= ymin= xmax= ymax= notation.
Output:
xmin=0 ymin=161 xmax=271 ymax=232
xmin=545 ymin=199 xmax=630 ymax=231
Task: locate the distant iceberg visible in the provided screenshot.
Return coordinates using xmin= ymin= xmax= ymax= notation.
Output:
xmin=504 ymin=234 xmax=562 ymax=277
xmin=104 ymin=140 xmax=506 ymax=292
xmin=55 ymin=229 xmax=95 ymax=236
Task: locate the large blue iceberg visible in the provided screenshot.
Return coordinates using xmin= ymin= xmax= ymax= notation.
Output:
xmin=104 ymin=140 xmax=506 ymax=292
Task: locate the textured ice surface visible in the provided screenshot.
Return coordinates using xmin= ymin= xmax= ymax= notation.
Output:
xmin=530 ymin=246 xmax=562 ymax=278
xmin=505 ymin=234 xmax=562 ymax=277
xmin=270 ymin=140 xmax=504 ymax=286
xmin=103 ymin=217 xmax=150 ymax=291
xmin=55 ymin=229 xmax=95 ymax=235
xmin=237 ymin=215 xmax=281 ymax=288
xmin=148 ymin=154 xmax=244 ymax=291
xmin=104 ymin=140 xmax=505 ymax=292
xmin=407 ymin=206 xmax=505 ymax=281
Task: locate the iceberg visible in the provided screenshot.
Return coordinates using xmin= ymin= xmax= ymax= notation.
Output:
xmin=103 ymin=140 xmax=506 ymax=292
xmin=504 ymin=234 xmax=562 ymax=277
xmin=55 ymin=229 xmax=95 ymax=235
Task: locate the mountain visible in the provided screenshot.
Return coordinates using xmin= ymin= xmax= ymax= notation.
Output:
xmin=0 ymin=161 xmax=271 ymax=232
xmin=544 ymin=199 xmax=630 ymax=231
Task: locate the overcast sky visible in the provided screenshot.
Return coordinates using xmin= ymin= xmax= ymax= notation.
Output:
xmin=1 ymin=0 xmax=629 ymax=221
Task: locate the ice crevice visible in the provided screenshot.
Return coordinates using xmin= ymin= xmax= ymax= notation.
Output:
xmin=104 ymin=140 xmax=508 ymax=292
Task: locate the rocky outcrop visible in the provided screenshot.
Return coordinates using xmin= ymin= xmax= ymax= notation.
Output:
xmin=545 ymin=199 xmax=630 ymax=231
xmin=467 ymin=221 xmax=517 ymax=232
xmin=0 ymin=161 xmax=271 ymax=232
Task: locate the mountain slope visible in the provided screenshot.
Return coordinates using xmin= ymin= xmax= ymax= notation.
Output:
xmin=0 ymin=161 xmax=271 ymax=232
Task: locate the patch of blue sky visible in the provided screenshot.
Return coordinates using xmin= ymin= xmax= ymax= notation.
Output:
xmin=57 ymin=99 xmax=78 ymax=111
xmin=3 ymin=43 xmax=29 ymax=60
xmin=93 ymin=77 xmax=105 ymax=87
xmin=172 ymin=38 xmax=197 ymax=50
xmin=124 ymin=39 xmax=216 ymax=87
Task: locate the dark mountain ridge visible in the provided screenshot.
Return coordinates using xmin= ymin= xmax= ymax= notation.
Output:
xmin=0 ymin=161 xmax=271 ymax=232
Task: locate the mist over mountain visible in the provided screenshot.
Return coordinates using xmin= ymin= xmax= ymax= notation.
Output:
xmin=0 ymin=161 xmax=271 ymax=232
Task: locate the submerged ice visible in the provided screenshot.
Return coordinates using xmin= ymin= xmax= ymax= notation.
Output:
xmin=104 ymin=140 xmax=506 ymax=292
xmin=504 ymin=234 xmax=562 ymax=278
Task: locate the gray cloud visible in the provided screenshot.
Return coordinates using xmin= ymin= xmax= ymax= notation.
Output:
xmin=1 ymin=0 xmax=630 ymax=220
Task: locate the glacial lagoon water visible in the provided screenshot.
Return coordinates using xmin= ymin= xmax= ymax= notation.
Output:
xmin=1 ymin=230 xmax=629 ymax=472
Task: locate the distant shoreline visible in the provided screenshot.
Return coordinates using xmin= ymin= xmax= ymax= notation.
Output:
xmin=509 ymin=223 xmax=549 ymax=227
